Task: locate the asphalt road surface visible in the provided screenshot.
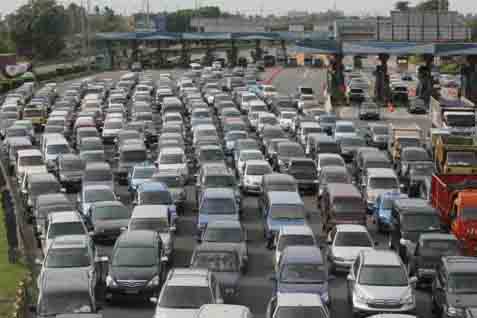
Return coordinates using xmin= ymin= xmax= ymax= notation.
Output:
xmin=41 ymin=66 xmax=435 ymax=318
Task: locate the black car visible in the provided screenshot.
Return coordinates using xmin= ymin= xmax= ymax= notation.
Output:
xmin=273 ymin=141 xmax=305 ymax=172
xmin=106 ymin=230 xmax=167 ymax=300
xmin=409 ymin=97 xmax=428 ymax=114
xmin=395 ymin=147 xmax=431 ymax=188
xmin=87 ymin=201 xmax=130 ymax=242
xmin=389 ymin=198 xmax=442 ymax=264
xmin=408 ymin=233 xmax=461 ymax=286
xmin=287 ymin=158 xmax=318 ymax=193
xmin=432 ymin=256 xmax=477 ymax=317
xmin=53 ymin=154 xmax=85 ymax=192
xmin=358 ymin=102 xmax=380 ymax=120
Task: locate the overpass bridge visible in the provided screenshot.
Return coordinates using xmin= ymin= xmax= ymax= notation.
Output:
xmin=95 ymin=31 xmax=477 ymax=105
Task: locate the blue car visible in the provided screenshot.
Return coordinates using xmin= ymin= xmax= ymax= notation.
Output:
xmin=127 ymin=164 xmax=156 ymax=194
xmin=374 ymin=192 xmax=408 ymax=232
xmin=262 ymin=191 xmax=309 ymax=249
xmin=272 ymin=245 xmax=330 ymax=305
xmin=197 ymin=188 xmax=239 ymax=239
xmin=135 ymin=181 xmax=178 ymax=229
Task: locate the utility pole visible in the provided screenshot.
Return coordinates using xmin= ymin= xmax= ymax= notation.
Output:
xmin=86 ymin=0 xmax=91 ymax=71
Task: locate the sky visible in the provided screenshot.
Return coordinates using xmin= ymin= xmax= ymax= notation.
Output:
xmin=0 ymin=0 xmax=475 ymax=16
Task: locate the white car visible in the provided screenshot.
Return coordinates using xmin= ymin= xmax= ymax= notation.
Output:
xmin=241 ymin=159 xmax=272 ymax=194
xmin=334 ymin=120 xmax=357 ymax=141
xmin=274 ymin=225 xmax=317 ymax=272
xmin=266 ymin=293 xmax=330 ymax=318
xmin=327 ymin=224 xmax=375 ymax=273
xmin=236 ymin=149 xmax=265 ymax=178
xmin=279 ymin=111 xmax=296 ymax=131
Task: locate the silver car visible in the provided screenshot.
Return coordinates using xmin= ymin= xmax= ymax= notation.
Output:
xmin=347 ymin=250 xmax=417 ymax=317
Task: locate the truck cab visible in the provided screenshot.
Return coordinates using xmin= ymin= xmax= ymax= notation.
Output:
xmin=434 ymin=135 xmax=477 ymax=174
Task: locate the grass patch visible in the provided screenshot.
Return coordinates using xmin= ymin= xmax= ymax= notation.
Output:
xmin=0 ymin=197 xmax=28 ymax=317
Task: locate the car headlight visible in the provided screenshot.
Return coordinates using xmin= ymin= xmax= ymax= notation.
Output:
xmin=321 ymin=291 xmax=329 ymax=304
xmin=147 ymin=275 xmax=160 ymax=287
xmin=401 ymin=290 xmax=414 ymax=305
xmin=353 ymin=288 xmax=369 ymax=304
xmin=106 ymin=275 xmax=117 ymax=287
xmin=446 ymin=306 xmax=464 ymax=317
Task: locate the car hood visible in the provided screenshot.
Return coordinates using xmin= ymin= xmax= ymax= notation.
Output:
xmin=278 ymin=281 xmax=328 ymax=295
xmin=154 ymin=308 xmax=199 ymax=318
xmin=332 ymin=246 xmax=374 ymax=261
xmin=359 ymin=285 xmax=410 ymax=301
xmin=199 ymin=214 xmax=239 ymax=226
xmin=159 ymin=163 xmax=186 ymax=171
xmin=94 ymin=219 xmax=129 ymax=232
xmin=202 ymin=242 xmax=246 ymax=260
xmin=110 ymin=266 xmax=157 ymax=281
xmin=447 ymin=293 xmax=477 ymax=307
xmin=213 ymin=272 xmax=240 ymax=289
xmin=269 ymin=218 xmax=306 ymax=232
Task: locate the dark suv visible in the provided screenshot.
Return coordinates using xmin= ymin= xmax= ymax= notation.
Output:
xmin=432 ymin=256 xmax=477 ymax=318
xmin=287 ymin=158 xmax=318 ymax=193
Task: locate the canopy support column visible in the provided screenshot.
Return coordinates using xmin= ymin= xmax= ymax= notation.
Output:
xmin=416 ymin=54 xmax=434 ymax=105
xmin=255 ymin=40 xmax=263 ymax=62
xmin=462 ymin=55 xmax=477 ymax=103
xmin=228 ymin=40 xmax=237 ymax=67
xmin=181 ymin=40 xmax=190 ymax=67
xmin=327 ymin=53 xmax=345 ymax=105
xmin=374 ymin=53 xmax=390 ymax=105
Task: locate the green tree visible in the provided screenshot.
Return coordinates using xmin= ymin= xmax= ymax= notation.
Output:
xmin=9 ymin=0 xmax=69 ymax=59
xmin=91 ymin=6 xmax=128 ymax=32
xmin=394 ymin=1 xmax=410 ymax=11
xmin=416 ymin=0 xmax=449 ymax=11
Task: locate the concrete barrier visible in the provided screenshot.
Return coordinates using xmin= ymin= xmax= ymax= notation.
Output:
xmin=324 ymin=89 xmax=333 ymax=113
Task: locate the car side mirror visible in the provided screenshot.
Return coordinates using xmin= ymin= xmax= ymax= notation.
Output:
xmin=347 ymin=274 xmax=355 ymax=281
xmin=216 ymin=297 xmax=224 ymax=304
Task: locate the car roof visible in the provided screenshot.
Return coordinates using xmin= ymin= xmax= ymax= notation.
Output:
xmin=366 ymin=168 xmax=397 ymax=178
xmin=282 ymin=246 xmax=323 ymax=264
xmin=92 ymin=200 xmax=124 ymax=209
xmin=132 ymin=204 xmax=168 ymax=218
xmin=167 ymin=268 xmax=210 ymax=287
xmin=207 ymin=220 xmax=241 ymax=229
xmin=419 ymin=233 xmax=457 ymax=243
xmin=280 ymin=225 xmax=314 ymax=236
xmin=18 ymin=149 xmax=42 ymax=156
xmin=117 ymin=230 xmax=158 ymax=247
xmin=203 ymin=188 xmax=235 ymax=198
xmin=277 ymin=292 xmax=324 ymax=308
xmin=267 ymin=191 xmax=303 ymax=205
xmin=335 ymin=224 xmax=368 ymax=232
xmin=245 ymin=159 xmax=270 ymax=166
xmin=197 ymin=305 xmax=250 ymax=318
xmin=361 ymin=250 xmax=401 ymax=266
xmin=318 ymin=153 xmax=342 ymax=159
xmin=393 ymin=198 xmax=436 ymax=214
xmin=50 ymin=234 xmax=89 ymax=249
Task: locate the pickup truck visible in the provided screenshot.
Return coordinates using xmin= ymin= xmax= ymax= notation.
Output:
xmin=431 ymin=174 xmax=477 ymax=255
xmin=434 ymin=135 xmax=477 ymax=174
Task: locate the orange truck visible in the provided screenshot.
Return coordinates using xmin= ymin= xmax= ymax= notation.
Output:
xmin=431 ymin=174 xmax=477 ymax=255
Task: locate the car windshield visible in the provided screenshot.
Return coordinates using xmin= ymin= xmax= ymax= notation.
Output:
xmin=39 ymin=292 xmax=93 ymax=316
xmin=271 ymin=205 xmax=304 ymax=220
xmin=46 ymin=247 xmax=91 ymax=268
xmin=241 ymin=151 xmax=264 ymax=161
xmin=201 ymin=198 xmax=236 ymax=215
xmin=61 ymin=159 xmax=84 ymax=171
xmin=19 ymin=156 xmax=43 ymax=166
xmin=139 ymin=190 xmax=172 ymax=205
xmin=321 ymin=157 xmax=343 ymax=167
xmin=448 ymin=273 xmax=477 ymax=293
xmin=421 ymin=239 xmax=460 ymax=256
xmin=446 ymin=114 xmax=475 ymax=127
xmin=247 ymin=164 xmax=272 ymax=175
xmin=372 ymin=126 xmax=389 ymax=135
xmin=398 ymin=138 xmax=420 ymax=148
xmin=129 ymin=218 xmax=169 ymax=232
xmin=447 ymin=152 xmax=477 ymax=166
xmin=278 ymin=145 xmax=304 ymax=157
xmin=204 ymin=227 xmax=242 ymax=243
xmin=341 ymin=138 xmax=365 ymax=147
xmin=204 ymin=175 xmax=236 ymax=187
xmin=47 ymin=222 xmax=85 ymax=239
xmin=336 ymin=125 xmax=355 ymax=133
xmin=281 ymin=112 xmax=295 ymax=119
xmin=333 ymin=199 xmax=364 ymax=213
xmin=133 ymin=167 xmax=155 ymax=179
xmin=402 ymin=214 xmax=440 ymax=232
xmin=200 ymin=149 xmax=223 ymax=162
xmin=276 ymin=307 xmax=326 ymax=318
xmin=160 ymin=153 xmax=184 ymax=164
xmin=192 ymin=251 xmax=239 ymax=272
xmin=113 ymin=247 xmax=156 ymax=267
xmin=359 ymin=265 xmax=408 ymax=286
xmin=85 ymin=189 xmax=115 ymax=202
xmin=159 ymin=286 xmax=212 ymax=309
xmin=93 ymin=205 xmax=129 ymax=220
xmin=280 ymin=263 xmax=326 ymax=283
xmin=47 ymin=144 xmax=70 ymax=155
xmin=105 ymin=121 xmax=123 ymax=129
xmin=404 ymin=150 xmax=429 ymax=161
xmin=323 ymin=172 xmax=350 ymax=183
xmin=290 ymin=161 xmax=316 ymax=171
xmin=278 ymin=235 xmax=314 ymax=251
xmin=122 ymin=150 xmax=147 ymax=162
xmin=84 ymin=170 xmax=112 ymax=182
xmin=369 ymin=177 xmax=398 ymax=189
xmin=334 ymin=232 xmax=372 ymax=247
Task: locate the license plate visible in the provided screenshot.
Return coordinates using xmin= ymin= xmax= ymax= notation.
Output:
xmin=124 ymin=290 xmax=139 ymax=294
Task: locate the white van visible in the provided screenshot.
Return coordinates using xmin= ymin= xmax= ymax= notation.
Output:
xmin=41 ymin=134 xmax=70 ymax=171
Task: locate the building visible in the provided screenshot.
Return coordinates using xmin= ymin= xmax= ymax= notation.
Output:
xmin=333 ymin=18 xmax=376 ymax=41
xmin=190 ymin=17 xmax=266 ymax=33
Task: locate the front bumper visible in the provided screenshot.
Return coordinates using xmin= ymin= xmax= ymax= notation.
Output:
xmin=106 ymin=281 xmax=159 ymax=297
xmin=353 ymin=298 xmax=415 ymax=317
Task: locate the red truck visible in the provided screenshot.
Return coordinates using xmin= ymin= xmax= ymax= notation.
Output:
xmin=431 ymin=174 xmax=477 ymax=255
